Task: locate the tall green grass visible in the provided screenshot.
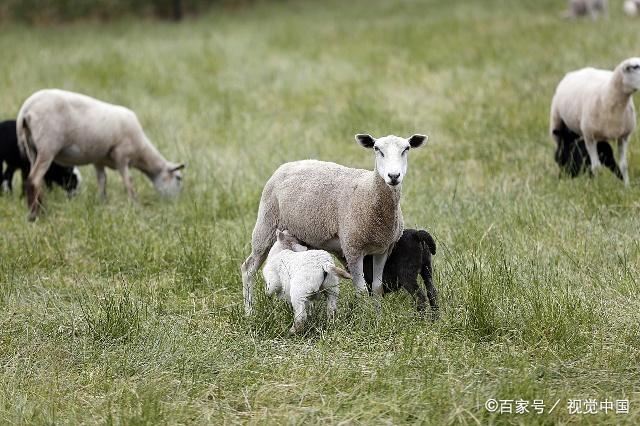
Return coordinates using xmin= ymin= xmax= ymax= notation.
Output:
xmin=0 ymin=0 xmax=639 ymax=423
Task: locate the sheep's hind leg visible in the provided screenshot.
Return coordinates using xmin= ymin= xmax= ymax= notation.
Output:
xmin=583 ymin=137 xmax=602 ymax=176
xmin=26 ymin=153 xmax=54 ymax=221
xmin=618 ymin=137 xmax=630 ymax=186
xmin=241 ymin=251 xmax=267 ymax=316
xmin=95 ymin=165 xmax=107 ymax=200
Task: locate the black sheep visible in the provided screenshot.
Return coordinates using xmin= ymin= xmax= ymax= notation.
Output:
xmin=363 ymin=229 xmax=438 ymax=314
xmin=0 ymin=120 xmax=80 ymax=195
xmin=553 ymin=127 xmax=623 ymax=180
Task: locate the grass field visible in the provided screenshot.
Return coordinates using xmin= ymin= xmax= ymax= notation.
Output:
xmin=1 ymin=0 xmax=639 ymax=423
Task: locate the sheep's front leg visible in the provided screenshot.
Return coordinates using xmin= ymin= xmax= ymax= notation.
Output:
xmin=346 ymin=254 xmax=367 ymax=295
xmin=117 ymin=163 xmax=136 ymax=199
xmin=95 ymin=165 xmax=107 ymax=200
xmin=618 ymin=137 xmax=630 ymax=186
xmin=583 ymin=137 xmax=602 ymax=175
xmin=371 ymin=252 xmax=388 ymax=297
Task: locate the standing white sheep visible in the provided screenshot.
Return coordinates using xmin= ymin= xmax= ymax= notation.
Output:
xmin=550 ymin=58 xmax=640 ymax=186
xmin=241 ymin=133 xmax=428 ymax=315
xmin=17 ymin=89 xmax=185 ymax=220
xmin=624 ymin=0 xmax=640 ymax=16
xmin=263 ymin=230 xmax=351 ymax=333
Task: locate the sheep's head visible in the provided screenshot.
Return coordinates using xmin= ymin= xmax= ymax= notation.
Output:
xmin=275 ymin=230 xmax=308 ymax=252
xmin=620 ymin=57 xmax=640 ymax=92
xmin=154 ymin=162 xmax=185 ymax=196
xmin=356 ymin=133 xmax=428 ymax=187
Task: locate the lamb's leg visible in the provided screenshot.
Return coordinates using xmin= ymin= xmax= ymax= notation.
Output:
xmin=583 ymin=137 xmax=602 ymax=175
xmin=420 ymin=263 xmax=439 ymax=316
xmin=26 ymin=153 xmax=54 ymax=221
xmin=2 ymin=164 xmax=16 ymax=193
xmin=401 ymin=273 xmax=428 ymax=312
xmin=371 ymin=252 xmax=389 ymax=297
xmin=20 ymin=167 xmax=28 ymax=197
xmin=618 ymin=137 xmax=630 ymax=187
xmin=290 ymin=292 xmax=308 ymax=334
xmin=324 ymin=278 xmax=339 ymax=320
xmin=95 ymin=165 xmax=107 ymax=200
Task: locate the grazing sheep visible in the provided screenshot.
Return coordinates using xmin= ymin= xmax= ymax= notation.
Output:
xmin=16 ymin=89 xmax=185 ymax=220
xmin=553 ymin=127 xmax=622 ymax=180
xmin=550 ymin=58 xmax=640 ymax=186
xmin=363 ymin=228 xmax=438 ymax=314
xmin=1 ymin=120 xmax=81 ymax=196
xmin=564 ymin=0 xmax=607 ymax=19
xmin=263 ymin=230 xmax=351 ymax=333
xmin=241 ymin=133 xmax=428 ymax=315
xmin=624 ymin=0 xmax=640 ymax=16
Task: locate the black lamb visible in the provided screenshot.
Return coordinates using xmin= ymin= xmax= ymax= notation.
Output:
xmin=363 ymin=228 xmax=438 ymax=314
xmin=553 ymin=127 xmax=622 ymax=180
xmin=0 ymin=120 xmax=80 ymax=195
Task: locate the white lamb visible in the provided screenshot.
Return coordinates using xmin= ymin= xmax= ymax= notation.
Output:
xmin=550 ymin=58 xmax=640 ymax=186
xmin=241 ymin=133 xmax=428 ymax=315
xmin=263 ymin=230 xmax=351 ymax=333
xmin=16 ymin=89 xmax=185 ymax=220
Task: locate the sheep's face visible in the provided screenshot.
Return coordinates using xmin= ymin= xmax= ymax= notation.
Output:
xmin=622 ymin=58 xmax=640 ymax=91
xmin=155 ymin=163 xmax=185 ymax=197
xmin=356 ymin=134 xmax=428 ymax=187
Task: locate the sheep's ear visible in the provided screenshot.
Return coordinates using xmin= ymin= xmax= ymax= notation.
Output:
xmin=408 ymin=134 xmax=428 ymax=148
xmin=355 ymin=134 xmax=376 ymax=148
xmin=276 ymin=229 xmax=284 ymax=240
xmin=169 ymin=163 xmax=186 ymax=173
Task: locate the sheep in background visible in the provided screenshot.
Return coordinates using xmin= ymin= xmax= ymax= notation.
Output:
xmin=550 ymin=58 xmax=640 ymax=186
xmin=363 ymin=228 xmax=438 ymax=314
xmin=263 ymin=230 xmax=350 ymax=334
xmin=1 ymin=120 xmax=81 ymax=196
xmin=564 ymin=0 xmax=607 ymax=19
xmin=241 ymin=133 xmax=428 ymax=315
xmin=624 ymin=0 xmax=640 ymax=16
xmin=17 ymin=89 xmax=185 ymax=220
xmin=553 ymin=127 xmax=622 ymax=179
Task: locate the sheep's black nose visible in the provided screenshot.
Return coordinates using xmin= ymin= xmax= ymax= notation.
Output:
xmin=388 ymin=173 xmax=400 ymax=181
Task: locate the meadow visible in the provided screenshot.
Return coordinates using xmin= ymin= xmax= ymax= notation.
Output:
xmin=0 ymin=0 xmax=639 ymax=423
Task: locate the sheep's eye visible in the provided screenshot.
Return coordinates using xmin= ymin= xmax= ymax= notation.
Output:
xmin=374 ymin=147 xmax=384 ymax=157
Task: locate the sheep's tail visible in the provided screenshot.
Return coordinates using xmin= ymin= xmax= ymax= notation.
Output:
xmin=323 ymin=264 xmax=351 ymax=280
xmin=16 ymin=112 xmax=36 ymax=164
xmin=414 ymin=229 xmax=436 ymax=255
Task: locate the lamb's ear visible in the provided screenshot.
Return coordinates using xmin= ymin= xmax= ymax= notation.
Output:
xmin=408 ymin=134 xmax=428 ymax=148
xmin=292 ymin=243 xmax=308 ymax=252
xmin=276 ymin=229 xmax=284 ymax=241
xmin=355 ymin=134 xmax=376 ymax=148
